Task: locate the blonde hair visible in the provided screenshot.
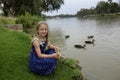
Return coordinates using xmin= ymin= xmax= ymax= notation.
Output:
xmin=33 ymin=21 xmax=49 ymax=45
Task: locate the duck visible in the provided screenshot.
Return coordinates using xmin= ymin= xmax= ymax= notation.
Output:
xmin=65 ymin=35 xmax=70 ymax=39
xmin=87 ymin=35 xmax=94 ymax=39
xmin=74 ymin=44 xmax=86 ymax=49
xmin=85 ymin=39 xmax=95 ymax=44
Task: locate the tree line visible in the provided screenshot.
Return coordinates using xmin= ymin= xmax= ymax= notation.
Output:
xmin=0 ymin=0 xmax=64 ymax=16
xmin=77 ymin=0 xmax=120 ymax=17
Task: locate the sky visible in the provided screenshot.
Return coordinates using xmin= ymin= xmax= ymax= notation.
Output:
xmin=43 ymin=0 xmax=119 ymax=16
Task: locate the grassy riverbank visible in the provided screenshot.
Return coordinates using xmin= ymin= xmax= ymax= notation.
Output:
xmin=0 ymin=26 xmax=83 ymax=80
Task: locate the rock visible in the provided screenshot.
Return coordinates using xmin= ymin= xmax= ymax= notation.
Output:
xmin=5 ymin=24 xmax=23 ymax=32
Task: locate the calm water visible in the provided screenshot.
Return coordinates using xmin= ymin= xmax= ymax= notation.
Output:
xmin=46 ymin=16 xmax=120 ymax=80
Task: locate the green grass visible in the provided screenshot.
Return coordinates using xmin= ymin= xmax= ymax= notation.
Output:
xmin=0 ymin=26 xmax=83 ymax=80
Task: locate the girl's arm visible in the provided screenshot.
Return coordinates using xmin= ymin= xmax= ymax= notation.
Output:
xmin=48 ymin=42 xmax=61 ymax=56
xmin=33 ymin=40 xmax=60 ymax=59
xmin=48 ymin=42 xmax=60 ymax=52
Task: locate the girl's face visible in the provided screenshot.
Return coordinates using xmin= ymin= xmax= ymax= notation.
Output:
xmin=38 ymin=24 xmax=48 ymax=38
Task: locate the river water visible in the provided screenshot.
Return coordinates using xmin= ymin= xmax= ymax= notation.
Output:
xmin=46 ymin=16 xmax=120 ymax=80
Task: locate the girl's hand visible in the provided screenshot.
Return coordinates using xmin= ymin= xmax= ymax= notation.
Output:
xmin=52 ymin=53 xmax=60 ymax=59
xmin=54 ymin=46 xmax=60 ymax=53
xmin=54 ymin=46 xmax=61 ymax=57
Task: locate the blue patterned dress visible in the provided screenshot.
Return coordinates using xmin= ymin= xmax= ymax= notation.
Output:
xmin=29 ymin=38 xmax=57 ymax=75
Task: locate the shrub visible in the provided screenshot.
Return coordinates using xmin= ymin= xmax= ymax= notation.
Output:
xmin=16 ymin=12 xmax=33 ymax=33
xmin=0 ymin=16 xmax=16 ymax=25
xmin=16 ymin=12 xmax=43 ymax=33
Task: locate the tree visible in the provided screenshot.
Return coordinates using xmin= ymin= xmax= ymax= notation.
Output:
xmin=108 ymin=0 xmax=112 ymax=4
xmin=110 ymin=2 xmax=119 ymax=13
xmin=77 ymin=8 xmax=92 ymax=17
xmin=33 ymin=0 xmax=64 ymax=15
xmin=1 ymin=0 xmax=64 ymax=16
xmin=96 ymin=1 xmax=110 ymax=14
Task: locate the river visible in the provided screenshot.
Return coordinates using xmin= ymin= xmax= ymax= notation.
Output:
xmin=45 ymin=16 xmax=120 ymax=80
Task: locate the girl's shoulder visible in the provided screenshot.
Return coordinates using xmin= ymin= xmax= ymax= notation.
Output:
xmin=31 ymin=37 xmax=39 ymax=43
xmin=31 ymin=37 xmax=47 ymax=45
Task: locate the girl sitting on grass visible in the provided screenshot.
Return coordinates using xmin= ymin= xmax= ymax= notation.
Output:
xmin=29 ymin=21 xmax=60 ymax=75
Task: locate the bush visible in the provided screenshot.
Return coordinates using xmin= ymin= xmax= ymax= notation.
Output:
xmin=16 ymin=12 xmax=43 ymax=33
xmin=0 ymin=16 xmax=16 ymax=25
xmin=16 ymin=12 xmax=33 ymax=33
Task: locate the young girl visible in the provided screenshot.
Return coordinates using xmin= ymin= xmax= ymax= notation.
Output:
xmin=29 ymin=21 xmax=60 ymax=75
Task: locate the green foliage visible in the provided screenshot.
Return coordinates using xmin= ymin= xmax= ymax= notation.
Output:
xmin=1 ymin=0 xmax=64 ymax=16
xmin=77 ymin=0 xmax=120 ymax=17
xmin=15 ymin=12 xmax=42 ymax=33
xmin=77 ymin=7 xmax=96 ymax=17
xmin=110 ymin=2 xmax=119 ymax=13
xmin=96 ymin=1 xmax=110 ymax=14
xmin=0 ymin=26 xmax=83 ymax=80
xmin=0 ymin=16 xmax=16 ymax=25
xmin=16 ymin=12 xmax=33 ymax=33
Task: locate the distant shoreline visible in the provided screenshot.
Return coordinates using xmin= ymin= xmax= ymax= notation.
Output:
xmin=45 ymin=12 xmax=120 ymax=18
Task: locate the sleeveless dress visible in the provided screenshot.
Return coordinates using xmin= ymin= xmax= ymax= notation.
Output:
xmin=29 ymin=38 xmax=57 ymax=75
